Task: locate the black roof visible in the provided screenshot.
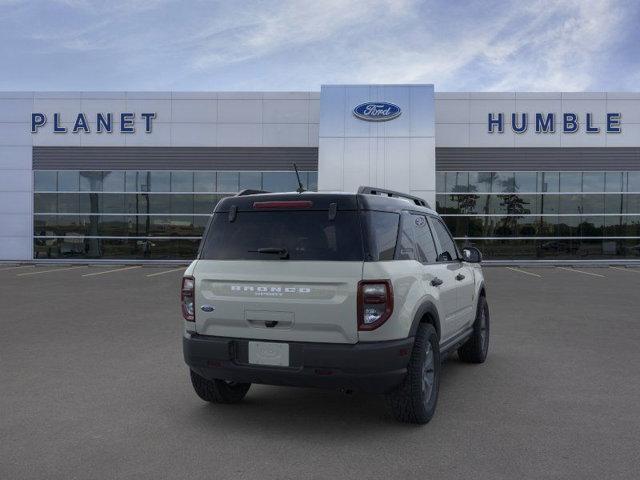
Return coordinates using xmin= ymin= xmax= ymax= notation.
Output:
xmin=214 ymin=190 xmax=437 ymax=216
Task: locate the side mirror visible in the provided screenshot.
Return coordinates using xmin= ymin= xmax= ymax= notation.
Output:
xmin=462 ymin=246 xmax=482 ymax=263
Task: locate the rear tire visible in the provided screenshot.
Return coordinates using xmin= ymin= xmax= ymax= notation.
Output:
xmin=386 ymin=323 xmax=440 ymax=424
xmin=458 ymin=295 xmax=490 ymax=364
xmin=190 ymin=370 xmax=251 ymax=404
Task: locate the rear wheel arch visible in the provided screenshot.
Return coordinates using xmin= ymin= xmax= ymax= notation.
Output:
xmin=409 ymin=301 xmax=441 ymax=340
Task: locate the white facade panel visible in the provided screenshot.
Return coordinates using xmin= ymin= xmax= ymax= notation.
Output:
xmin=514 ymin=129 xmax=562 ymax=148
xmin=469 ymin=123 xmax=515 ymax=147
xmin=435 ymin=99 xmax=469 ymax=124
xmin=216 ymin=123 xmax=262 ymax=146
xmin=560 ymin=98 xmax=607 ymax=120
xmin=0 ymin=236 xmax=32 ymax=260
xmin=317 ymin=137 xmax=344 ymax=190
xmin=263 ymin=124 xmax=309 ymax=147
xmin=0 ymin=124 xmax=31 ymax=146
xmin=308 ymin=124 xmax=319 ymax=147
xmin=125 ymin=99 xmax=171 ymax=123
xmin=309 ymin=99 xmax=320 ymax=123
xmin=171 ymin=99 xmax=218 ymax=123
xmin=0 ymin=214 xmax=32 ymax=237
xmin=33 ymin=97 xmax=82 ymax=122
xmin=469 ymin=99 xmax=516 ymax=124
xmin=435 ymin=123 xmax=469 ymax=147
xmin=0 ymin=192 xmax=31 ymax=214
xmin=318 ymin=84 xmax=435 ymax=206
xmin=32 ymin=125 xmax=82 ymax=146
xmin=605 ymin=124 xmax=640 ymax=147
xmin=218 ymin=99 xmax=262 ymax=123
xmin=0 ymin=98 xmax=33 ymax=122
xmin=0 ymin=146 xmax=31 ymax=170
xmin=81 ymin=98 xmax=127 ymax=118
xmin=263 ymin=100 xmax=309 ymax=123
xmin=171 ymin=123 xmax=217 ymax=146
xmin=80 ymin=127 xmax=127 ymax=146
xmin=0 ymin=170 xmax=32 ymax=192
xmin=123 ymin=124 xmax=171 ymax=146
xmin=606 ymin=100 xmax=640 ymax=123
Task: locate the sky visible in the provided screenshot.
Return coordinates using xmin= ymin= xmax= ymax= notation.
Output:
xmin=0 ymin=0 xmax=638 ymax=92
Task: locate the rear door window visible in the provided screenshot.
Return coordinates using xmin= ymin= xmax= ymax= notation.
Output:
xmin=429 ymin=217 xmax=459 ymax=262
xmin=412 ymin=214 xmax=438 ymax=263
xmin=200 ymin=210 xmax=363 ymax=261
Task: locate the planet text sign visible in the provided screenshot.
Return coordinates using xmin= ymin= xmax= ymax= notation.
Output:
xmin=30 ymin=112 xmax=157 ymax=134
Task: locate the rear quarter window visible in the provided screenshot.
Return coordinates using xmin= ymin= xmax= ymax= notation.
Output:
xmin=362 ymin=211 xmax=400 ymax=261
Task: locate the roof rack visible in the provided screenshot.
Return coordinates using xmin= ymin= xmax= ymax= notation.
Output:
xmin=357 ymin=186 xmax=430 ymax=208
xmin=236 ymin=189 xmax=270 ymax=196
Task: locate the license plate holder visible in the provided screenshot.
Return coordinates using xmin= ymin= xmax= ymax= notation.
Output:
xmin=248 ymin=341 xmax=290 ymax=367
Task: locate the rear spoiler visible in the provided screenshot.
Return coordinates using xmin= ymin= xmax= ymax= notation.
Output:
xmin=357 ymin=186 xmax=430 ymax=208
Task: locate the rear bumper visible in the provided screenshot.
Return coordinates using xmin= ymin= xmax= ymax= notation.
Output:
xmin=183 ymin=332 xmax=414 ymax=394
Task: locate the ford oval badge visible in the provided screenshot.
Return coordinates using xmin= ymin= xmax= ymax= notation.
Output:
xmin=353 ymin=102 xmax=401 ymax=122
xmin=200 ymin=305 xmax=215 ymax=312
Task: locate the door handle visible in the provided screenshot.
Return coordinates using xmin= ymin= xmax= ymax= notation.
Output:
xmin=431 ymin=277 xmax=443 ymax=287
xmin=456 ymin=274 xmax=465 ymax=281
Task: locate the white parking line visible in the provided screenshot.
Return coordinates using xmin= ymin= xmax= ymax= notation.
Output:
xmin=146 ymin=267 xmax=185 ymax=277
xmin=82 ymin=265 xmax=142 ymax=277
xmin=609 ymin=266 xmax=640 ymax=274
xmin=506 ymin=267 xmax=542 ymax=278
xmin=17 ymin=266 xmax=86 ymax=276
xmin=0 ymin=265 xmax=34 ymax=272
xmin=557 ymin=266 xmax=606 ymax=278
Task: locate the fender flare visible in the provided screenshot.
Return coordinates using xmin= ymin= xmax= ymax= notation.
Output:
xmin=478 ymin=280 xmax=486 ymax=297
xmin=409 ymin=300 xmax=441 ymax=339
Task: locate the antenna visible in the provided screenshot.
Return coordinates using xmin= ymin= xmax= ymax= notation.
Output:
xmin=293 ymin=163 xmax=305 ymax=193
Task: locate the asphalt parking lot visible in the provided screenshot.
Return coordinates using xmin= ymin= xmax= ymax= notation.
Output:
xmin=1 ymin=264 xmax=640 ymax=479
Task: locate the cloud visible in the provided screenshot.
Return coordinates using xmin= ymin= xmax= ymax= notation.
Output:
xmin=0 ymin=0 xmax=637 ymax=91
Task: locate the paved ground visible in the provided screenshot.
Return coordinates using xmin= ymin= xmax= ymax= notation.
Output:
xmin=1 ymin=264 xmax=639 ymax=480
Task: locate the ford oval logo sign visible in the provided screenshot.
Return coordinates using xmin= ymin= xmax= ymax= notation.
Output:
xmin=353 ymin=102 xmax=401 ymax=122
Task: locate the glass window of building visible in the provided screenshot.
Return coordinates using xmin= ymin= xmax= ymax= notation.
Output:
xmin=560 ymin=172 xmax=582 ymax=192
xmin=493 ymin=172 xmax=515 ymax=192
xmin=171 ymin=172 xmax=194 ymax=192
xmin=514 ymin=172 xmax=537 ymax=192
xmin=538 ymin=172 xmax=559 ymax=192
xmin=34 ymin=171 xmax=57 ymax=191
xmin=102 ymin=171 xmax=125 ymax=192
xmin=148 ymin=171 xmax=171 ymax=192
xmin=57 ymin=171 xmax=79 ymax=192
xmin=582 ymin=172 xmax=605 ymax=192
xmin=217 ymin=172 xmax=239 ymax=192
xmin=239 ymin=172 xmax=262 ymax=190
xmin=194 ymin=172 xmax=217 ymax=192
xmin=263 ymin=172 xmax=299 ymax=192
xmin=605 ymin=172 xmax=623 ymax=192
xmin=79 ymin=171 xmax=103 ymax=192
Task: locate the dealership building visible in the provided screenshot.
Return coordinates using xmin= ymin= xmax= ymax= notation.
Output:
xmin=1 ymin=84 xmax=639 ymax=262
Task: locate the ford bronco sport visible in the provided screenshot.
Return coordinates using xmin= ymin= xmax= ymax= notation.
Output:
xmin=182 ymin=186 xmax=489 ymax=424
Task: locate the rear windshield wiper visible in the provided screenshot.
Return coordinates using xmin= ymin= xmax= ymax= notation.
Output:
xmin=248 ymin=247 xmax=290 ymax=259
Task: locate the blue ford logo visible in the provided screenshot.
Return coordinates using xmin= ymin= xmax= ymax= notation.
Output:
xmin=200 ymin=305 xmax=215 ymax=312
xmin=353 ymin=102 xmax=401 ymax=122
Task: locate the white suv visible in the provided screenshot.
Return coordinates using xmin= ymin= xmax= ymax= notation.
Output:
xmin=182 ymin=187 xmax=489 ymax=424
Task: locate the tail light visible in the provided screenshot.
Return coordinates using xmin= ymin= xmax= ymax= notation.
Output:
xmin=357 ymin=280 xmax=393 ymax=331
xmin=181 ymin=276 xmax=195 ymax=321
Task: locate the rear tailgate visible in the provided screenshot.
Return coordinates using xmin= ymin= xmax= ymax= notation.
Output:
xmin=194 ymin=260 xmax=362 ymax=343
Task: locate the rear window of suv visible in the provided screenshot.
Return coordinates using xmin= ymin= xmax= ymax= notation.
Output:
xmin=199 ymin=209 xmax=401 ymax=262
xmin=200 ymin=211 xmax=364 ymax=261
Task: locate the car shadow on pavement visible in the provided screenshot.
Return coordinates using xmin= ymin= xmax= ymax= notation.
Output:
xmin=180 ymin=354 xmax=484 ymax=434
